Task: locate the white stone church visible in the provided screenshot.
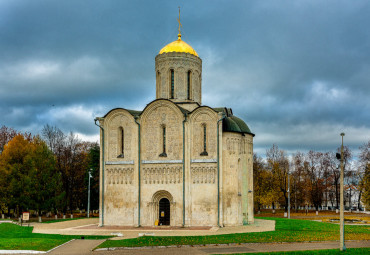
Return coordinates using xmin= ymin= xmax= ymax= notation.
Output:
xmin=95 ymin=27 xmax=254 ymax=227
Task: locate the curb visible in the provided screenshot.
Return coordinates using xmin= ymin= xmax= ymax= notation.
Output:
xmin=94 ymin=240 xmax=367 ymax=251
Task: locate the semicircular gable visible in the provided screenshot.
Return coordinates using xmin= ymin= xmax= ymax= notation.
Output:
xmin=189 ymin=106 xmax=218 ymax=122
xmin=104 ymin=109 xmax=137 ymax=161
xmin=141 ymin=99 xmax=184 ymax=124
xmin=104 ymin=109 xmax=136 ymax=125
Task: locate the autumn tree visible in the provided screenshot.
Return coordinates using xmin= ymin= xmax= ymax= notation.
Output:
xmin=253 ymin=154 xmax=278 ymax=211
xmin=0 ymin=125 xmax=18 ymax=154
xmin=292 ymin=152 xmax=309 ymax=211
xmin=42 ymin=125 xmax=96 ymax=213
xmin=266 ymin=144 xmax=290 ymax=211
xmin=304 ymin=151 xmax=329 ymax=210
xmin=359 ymin=140 xmax=370 ymax=208
xmin=31 ymin=136 xmax=62 ymax=215
xmin=0 ymin=134 xmax=60 ymax=216
xmin=0 ymin=134 xmax=34 ymax=216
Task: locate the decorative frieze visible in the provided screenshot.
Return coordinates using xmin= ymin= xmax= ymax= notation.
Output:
xmin=105 ymin=160 xmax=134 ymax=165
xmin=143 ymin=166 xmax=182 ymax=184
xmin=142 ymin=160 xmax=182 ymax=164
xmin=226 ymin=137 xmax=252 ymax=155
xmin=191 ymin=159 xmax=217 ymax=163
xmin=191 ymin=166 xmax=216 ymax=184
xmin=106 ymin=167 xmax=134 ymax=185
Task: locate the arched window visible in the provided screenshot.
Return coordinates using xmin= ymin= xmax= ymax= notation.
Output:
xmin=170 ymin=69 xmax=174 ymax=99
xmin=187 ymin=70 xmax=191 ymax=100
xmin=200 ymin=124 xmax=208 ymax=156
xmin=118 ymin=127 xmax=124 ymax=158
xmin=159 ymin=125 xmax=167 ymax=157
xmin=156 ymin=71 xmax=161 ymax=98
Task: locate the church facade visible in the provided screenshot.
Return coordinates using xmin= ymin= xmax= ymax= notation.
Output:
xmin=95 ymin=30 xmax=255 ymax=227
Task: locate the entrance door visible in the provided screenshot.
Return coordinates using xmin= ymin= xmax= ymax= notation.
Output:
xmin=158 ymin=198 xmax=170 ymax=225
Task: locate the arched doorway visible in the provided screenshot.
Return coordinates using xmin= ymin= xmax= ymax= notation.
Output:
xmin=151 ymin=190 xmax=174 ymax=226
xmin=159 ymin=198 xmax=170 ymax=225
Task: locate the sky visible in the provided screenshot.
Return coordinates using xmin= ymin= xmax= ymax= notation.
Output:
xmin=1 ymin=0 xmax=369 ymax=157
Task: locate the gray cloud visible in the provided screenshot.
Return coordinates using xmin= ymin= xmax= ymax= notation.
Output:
xmin=1 ymin=0 xmax=369 ymax=157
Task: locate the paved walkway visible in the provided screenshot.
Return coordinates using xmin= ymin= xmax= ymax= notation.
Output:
xmin=32 ymin=218 xmax=275 ymax=239
xmin=49 ymin=240 xmax=105 ymax=255
xmin=32 ymin=240 xmax=370 ymax=255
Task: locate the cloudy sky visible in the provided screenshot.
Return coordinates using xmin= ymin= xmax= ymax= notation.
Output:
xmin=1 ymin=0 xmax=369 ymax=157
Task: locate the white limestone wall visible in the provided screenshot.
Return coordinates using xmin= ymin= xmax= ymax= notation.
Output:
xmin=222 ymin=132 xmax=254 ymax=226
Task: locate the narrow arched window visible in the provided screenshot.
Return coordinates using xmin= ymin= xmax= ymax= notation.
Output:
xmin=159 ymin=125 xmax=167 ymax=157
xmin=156 ymin=71 xmax=161 ymax=98
xmin=187 ymin=71 xmax=191 ymax=100
xmin=200 ymin=124 xmax=208 ymax=156
xmin=170 ymin=69 xmax=174 ymax=99
xmin=118 ymin=127 xmax=124 ymax=158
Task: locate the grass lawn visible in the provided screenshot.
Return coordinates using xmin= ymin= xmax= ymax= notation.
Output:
xmin=0 ymin=223 xmax=108 ymax=251
xmin=227 ymin=247 xmax=370 ymax=255
xmin=97 ymin=217 xmax=370 ymax=249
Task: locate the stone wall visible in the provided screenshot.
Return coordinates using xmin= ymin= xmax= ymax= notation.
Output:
xmin=99 ymin=109 xmax=139 ymax=226
xmin=155 ymin=52 xmax=202 ymax=104
xmin=140 ymin=163 xmax=183 ymax=226
xmin=222 ymin=132 xmax=254 ymax=226
xmin=99 ymin=101 xmax=253 ymax=227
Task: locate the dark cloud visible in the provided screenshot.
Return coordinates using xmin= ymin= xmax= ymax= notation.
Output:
xmin=1 ymin=0 xmax=369 ymax=156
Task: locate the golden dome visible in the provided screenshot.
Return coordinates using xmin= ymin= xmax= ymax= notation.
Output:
xmin=159 ymin=34 xmax=199 ymax=57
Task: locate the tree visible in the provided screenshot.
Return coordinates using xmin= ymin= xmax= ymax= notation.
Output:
xmin=266 ymin=144 xmax=290 ymax=211
xmin=87 ymin=143 xmax=100 ymax=212
xmin=31 ymin=136 xmax=62 ymax=215
xmin=42 ymin=125 xmax=96 ymax=213
xmin=0 ymin=134 xmax=62 ymax=216
xmin=292 ymin=152 xmax=309 ymax=211
xmin=0 ymin=125 xmax=18 ymax=154
xmin=359 ymin=140 xmax=370 ymax=209
xmin=0 ymin=134 xmax=34 ymax=216
xmin=304 ymin=151 xmax=327 ymax=211
xmin=253 ymin=154 xmax=277 ymax=211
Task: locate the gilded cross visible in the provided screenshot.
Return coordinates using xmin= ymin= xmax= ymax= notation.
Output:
xmin=177 ymin=6 xmax=182 ymax=37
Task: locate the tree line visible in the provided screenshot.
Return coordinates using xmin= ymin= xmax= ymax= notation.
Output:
xmin=0 ymin=125 xmax=100 ymax=217
xmin=1 ymin=124 xmax=369 ymax=217
xmin=254 ymin=142 xmax=370 ymax=212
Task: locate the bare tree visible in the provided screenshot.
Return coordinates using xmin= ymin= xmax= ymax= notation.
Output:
xmin=0 ymin=125 xmax=18 ymax=154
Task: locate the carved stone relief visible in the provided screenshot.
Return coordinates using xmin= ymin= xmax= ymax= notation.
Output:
xmin=191 ymin=166 xmax=216 ymax=184
xmin=106 ymin=167 xmax=134 ymax=185
xmin=143 ymin=166 xmax=182 ymax=184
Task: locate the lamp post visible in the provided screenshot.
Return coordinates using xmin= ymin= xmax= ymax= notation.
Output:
xmin=87 ymin=169 xmax=92 ymax=218
xmin=288 ymin=167 xmax=290 ymax=219
xmin=339 ymin=133 xmax=346 ymax=251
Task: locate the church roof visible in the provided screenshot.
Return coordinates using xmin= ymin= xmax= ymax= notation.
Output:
xmin=126 ymin=109 xmax=142 ymax=116
xmin=213 ymin=107 xmax=255 ymax=136
xmin=103 ymin=108 xmax=142 ymax=118
xmin=159 ymin=34 xmax=199 ymax=57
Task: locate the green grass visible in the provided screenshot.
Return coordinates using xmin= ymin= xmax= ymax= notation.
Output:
xmin=227 ymin=247 xmax=370 ymax=255
xmin=0 ymin=223 xmax=108 ymax=251
xmin=97 ymin=217 xmax=370 ymax=249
